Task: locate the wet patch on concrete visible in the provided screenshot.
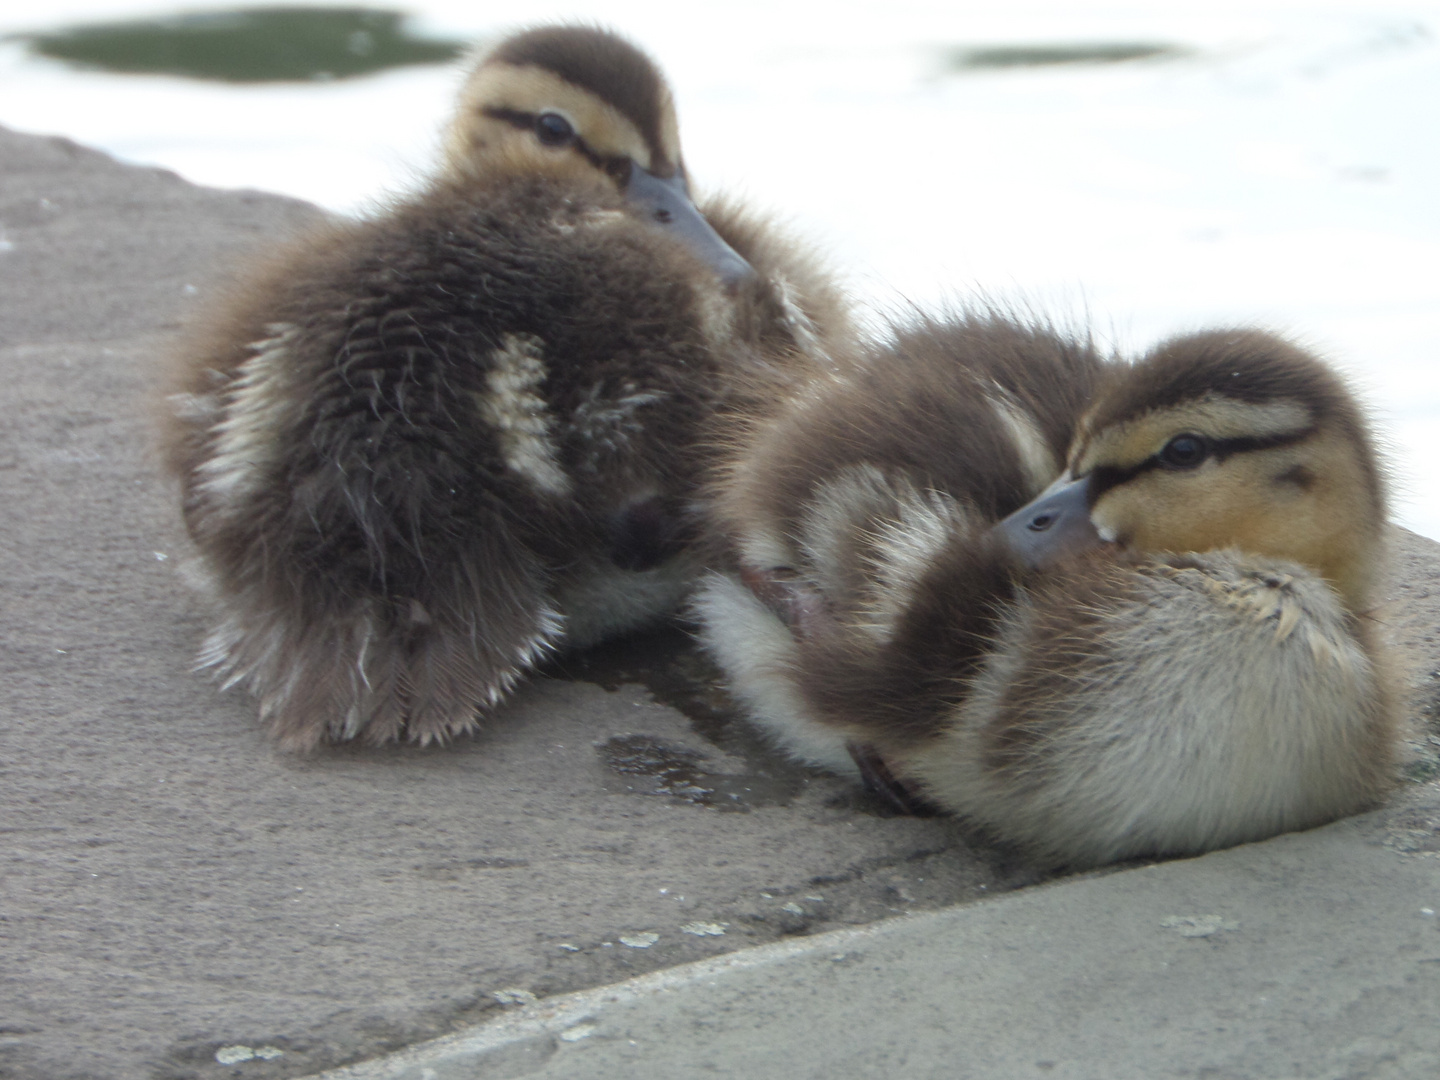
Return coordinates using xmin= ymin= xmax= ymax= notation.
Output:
xmin=550 ymin=624 xmax=975 ymax=820
xmin=544 ymin=624 xmax=742 ymax=744
xmin=596 ymin=732 xmax=799 ymax=810
xmin=545 ymin=624 xmax=817 ymax=812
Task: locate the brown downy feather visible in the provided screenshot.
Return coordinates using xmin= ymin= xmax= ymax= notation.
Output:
xmin=161 ymin=25 xmax=848 ymax=749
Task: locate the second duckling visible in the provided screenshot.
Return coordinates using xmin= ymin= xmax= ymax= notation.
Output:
xmin=698 ymin=319 xmax=1397 ymax=868
xmin=163 ymin=26 xmax=847 ymax=749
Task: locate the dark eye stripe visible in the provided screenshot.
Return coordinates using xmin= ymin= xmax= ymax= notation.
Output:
xmin=481 ymin=106 xmax=632 ymax=180
xmin=1083 ymin=427 xmax=1316 ymax=504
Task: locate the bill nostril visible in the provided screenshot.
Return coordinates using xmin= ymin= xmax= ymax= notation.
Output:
xmin=1028 ymin=513 xmax=1056 ymax=532
xmin=654 ymin=208 xmax=674 ymax=223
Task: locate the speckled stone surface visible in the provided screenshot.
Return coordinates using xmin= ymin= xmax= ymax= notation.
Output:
xmin=1 ymin=125 xmax=1437 ymax=1080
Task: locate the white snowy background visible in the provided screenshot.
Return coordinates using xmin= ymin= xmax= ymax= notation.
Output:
xmin=2 ymin=0 xmax=1436 ymax=539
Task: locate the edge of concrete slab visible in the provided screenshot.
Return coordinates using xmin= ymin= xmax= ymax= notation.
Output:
xmin=304 ymin=795 xmax=1440 ymax=1080
xmin=302 ymin=916 xmax=913 ymax=1079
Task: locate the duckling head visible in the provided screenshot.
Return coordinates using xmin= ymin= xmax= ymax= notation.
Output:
xmin=996 ymin=330 xmax=1386 ymax=609
xmin=442 ymin=25 xmax=753 ymax=287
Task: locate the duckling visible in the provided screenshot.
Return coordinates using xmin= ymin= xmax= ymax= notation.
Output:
xmin=162 ymin=25 xmax=848 ymax=750
xmin=697 ymin=321 xmax=1398 ymax=867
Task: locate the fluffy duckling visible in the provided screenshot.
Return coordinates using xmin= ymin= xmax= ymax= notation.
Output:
xmin=698 ymin=322 xmax=1397 ymax=868
xmin=163 ymin=25 xmax=847 ymax=750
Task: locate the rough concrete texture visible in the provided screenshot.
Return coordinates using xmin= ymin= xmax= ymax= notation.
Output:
xmin=309 ymin=797 xmax=1440 ymax=1080
xmin=309 ymin=794 xmax=1440 ymax=1080
xmin=1 ymin=124 xmax=1437 ymax=1080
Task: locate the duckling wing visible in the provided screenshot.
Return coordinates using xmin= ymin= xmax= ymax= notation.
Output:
xmin=698 ymin=313 xmax=1104 ymax=770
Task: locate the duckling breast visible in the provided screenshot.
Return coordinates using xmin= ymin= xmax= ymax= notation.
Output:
xmin=900 ymin=549 xmax=1397 ymax=868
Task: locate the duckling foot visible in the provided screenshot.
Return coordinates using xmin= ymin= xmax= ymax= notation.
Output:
xmin=846 ymin=742 xmax=941 ymax=817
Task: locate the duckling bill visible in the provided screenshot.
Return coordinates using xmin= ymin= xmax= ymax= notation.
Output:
xmin=162 ymin=25 xmax=847 ymax=750
xmin=698 ymin=319 xmax=1398 ymax=869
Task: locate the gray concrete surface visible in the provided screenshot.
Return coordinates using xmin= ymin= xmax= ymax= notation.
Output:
xmin=2 ymin=124 xmax=1438 ymax=1080
xmin=311 ymin=800 xmax=1440 ymax=1080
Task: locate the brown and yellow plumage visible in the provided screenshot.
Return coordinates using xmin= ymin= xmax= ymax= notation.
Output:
xmin=698 ymin=317 xmax=1397 ymax=868
xmin=162 ymin=26 xmax=848 ymax=749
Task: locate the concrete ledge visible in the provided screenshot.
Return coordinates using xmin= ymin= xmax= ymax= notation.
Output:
xmin=312 ymin=807 xmax=1440 ymax=1079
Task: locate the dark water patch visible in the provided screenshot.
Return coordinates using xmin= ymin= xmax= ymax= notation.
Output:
xmin=596 ymin=732 xmax=801 ymax=810
xmin=597 ymin=734 xmax=718 ymax=804
xmin=21 ymin=7 xmax=466 ymax=83
xmin=546 ymin=624 xmax=758 ymax=752
xmin=545 ymin=624 xmax=813 ymax=809
xmin=945 ymin=42 xmax=1187 ymax=71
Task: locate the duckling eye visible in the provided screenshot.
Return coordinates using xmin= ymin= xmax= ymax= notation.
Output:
xmin=535 ymin=112 xmax=575 ymax=146
xmin=1159 ymin=434 xmax=1208 ymax=469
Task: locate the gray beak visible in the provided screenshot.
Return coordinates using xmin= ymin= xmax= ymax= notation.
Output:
xmin=991 ymin=475 xmax=1107 ymax=570
xmin=624 ymin=165 xmax=755 ymax=289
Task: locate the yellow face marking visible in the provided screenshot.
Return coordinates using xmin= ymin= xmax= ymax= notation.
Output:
xmin=444 ymin=62 xmax=677 ymax=179
xmin=1072 ymin=395 xmax=1311 ymax=477
xmin=1084 ymin=418 xmax=1378 ymax=610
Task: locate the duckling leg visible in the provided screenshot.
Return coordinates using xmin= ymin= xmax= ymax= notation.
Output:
xmin=846 ymin=742 xmax=942 ymax=816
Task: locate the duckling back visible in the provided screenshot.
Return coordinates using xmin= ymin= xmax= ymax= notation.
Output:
xmin=707 ymin=313 xmax=1105 ymax=574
